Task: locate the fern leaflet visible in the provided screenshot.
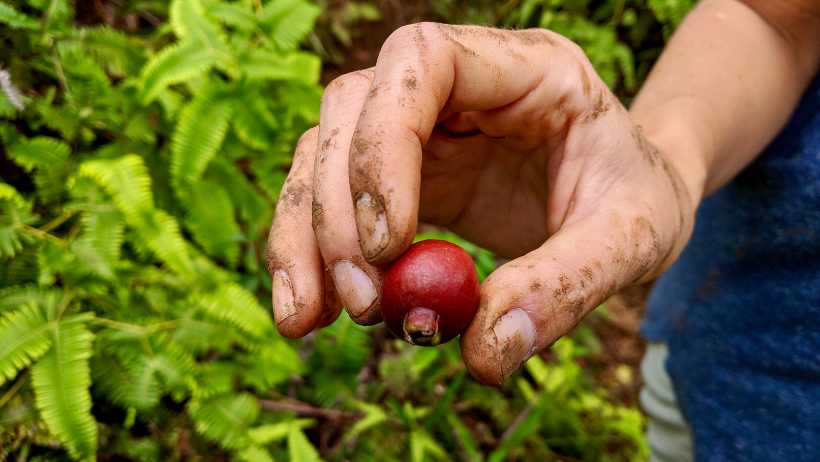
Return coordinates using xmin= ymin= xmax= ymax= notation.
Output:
xmin=0 ymin=303 xmax=53 ymax=386
xmin=170 ymin=0 xmax=227 ymax=52
xmin=240 ymin=50 xmax=320 ymax=84
xmin=195 ymin=283 xmax=274 ymax=339
xmin=31 ymin=316 xmax=97 ymax=461
xmin=0 ymin=3 xmax=38 ymax=29
xmin=184 ymin=179 xmax=242 ymax=265
xmin=189 ymin=393 xmax=260 ymax=449
xmin=260 ymin=0 xmax=321 ymax=51
xmin=171 ymin=86 xmax=233 ymax=190
xmin=139 ymin=40 xmax=217 ymax=103
xmin=8 ymin=136 xmax=70 ymax=172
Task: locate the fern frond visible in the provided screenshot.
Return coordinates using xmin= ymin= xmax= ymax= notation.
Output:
xmin=0 ymin=182 xmax=28 ymax=208
xmin=92 ymin=350 xmax=160 ymax=411
xmin=73 ymin=26 xmax=147 ymax=77
xmin=8 ymin=137 xmax=70 ymax=172
xmin=0 ymin=286 xmax=58 ymax=312
xmin=170 ymin=0 xmax=227 ymax=51
xmin=31 ymin=317 xmax=97 ymax=461
xmin=139 ymin=40 xmax=217 ymax=103
xmin=184 ymin=180 xmax=242 ymax=265
xmin=0 ymin=304 xmax=53 ymax=386
xmin=260 ymin=0 xmax=321 ymax=51
xmin=230 ymin=99 xmax=275 ymax=151
xmin=288 ymin=424 xmax=322 ymax=462
xmin=211 ymin=3 xmax=257 ymax=31
xmin=79 ymin=155 xmax=193 ymax=274
xmin=169 ymin=317 xmax=239 ymax=354
xmin=240 ymin=339 xmax=302 ymax=392
xmin=139 ymin=209 xmax=194 ymax=274
xmin=195 ymin=283 xmax=274 ymax=339
xmin=240 ymin=50 xmax=320 ymax=84
xmin=189 ymin=393 xmax=260 ymax=450
xmin=206 ymin=159 xmax=270 ymax=229
xmin=74 ymin=205 xmax=125 ymax=278
xmin=0 ymin=3 xmax=38 ymax=30
xmin=170 ymin=87 xmax=233 ymax=190
xmin=236 ymin=446 xmax=275 ymax=462
xmin=0 ymin=184 xmax=37 ymax=259
xmin=78 ymin=155 xmax=154 ymax=217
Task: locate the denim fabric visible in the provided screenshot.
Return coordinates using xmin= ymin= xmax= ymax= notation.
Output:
xmin=642 ymin=76 xmax=820 ymax=461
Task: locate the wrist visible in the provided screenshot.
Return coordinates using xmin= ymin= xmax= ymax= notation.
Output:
xmin=630 ymin=99 xmax=713 ymax=209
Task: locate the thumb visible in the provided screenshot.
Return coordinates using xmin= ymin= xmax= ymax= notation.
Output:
xmin=461 ymin=210 xmax=669 ymax=386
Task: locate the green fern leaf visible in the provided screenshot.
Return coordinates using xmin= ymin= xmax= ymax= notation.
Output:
xmin=0 ymin=304 xmax=53 ymax=386
xmin=231 ymin=99 xmax=275 ymax=151
xmin=236 ymin=446 xmax=275 ymax=462
xmin=240 ymin=338 xmax=302 ymax=392
xmin=74 ymin=205 xmax=125 ymax=278
xmin=0 ymin=3 xmax=38 ymax=29
xmin=32 ymin=317 xmax=97 ymax=461
xmin=139 ymin=40 xmax=217 ymax=103
xmin=78 ymin=155 xmax=153 ymax=217
xmin=73 ymin=26 xmax=147 ymax=77
xmin=260 ymin=0 xmax=321 ymax=51
xmin=0 ymin=183 xmax=37 ymax=259
xmin=206 ymin=158 xmax=270 ymax=229
xmin=170 ymin=0 xmax=227 ymax=51
xmin=240 ymin=50 xmax=321 ymax=84
xmin=211 ymin=3 xmax=257 ymax=31
xmin=0 ymin=286 xmax=59 ymax=313
xmin=8 ymin=137 xmax=70 ymax=172
xmin=139 ymin=209 xmax=194 ymax=274
xmin=189 ymin=393 xmax=260 ymax=449
xmin=249 ymin=419 xmax=314 ymax=445
xmin=288 ymin=424 xmax=322 ymax=462
xmin=78 ymin=155 xmax=193 ymax=274
xmin=171 ymin=86 xmax=233 ymax=190
xmin=184 ymin=179 xmax=242 ymax=265
xmin=195 ymin=283 xmax=274 ymax=339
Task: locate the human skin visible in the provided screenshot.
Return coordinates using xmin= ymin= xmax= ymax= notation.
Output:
xmin=267 ymin=0 xmax=820 ymax=385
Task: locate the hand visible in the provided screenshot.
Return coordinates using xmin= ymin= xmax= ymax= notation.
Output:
xmin=266 ymin=23 xmax=697 ymax=385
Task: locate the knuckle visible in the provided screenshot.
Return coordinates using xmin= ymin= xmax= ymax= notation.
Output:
xmin=384 ymin=21 xmax=442 ymax=50
xmin=325 ymin=70 xmax=373 ymax=94
xmin=297 ymin=126 xmax=319 ymax=149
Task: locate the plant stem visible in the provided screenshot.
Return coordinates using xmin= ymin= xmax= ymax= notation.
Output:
xmin=259 ymin=398 xmax=359 ymax=421
xmin=0 ymin=371 xmax=28 ymax=408
xmin=40 ymin=210 xmax=77 ymax=233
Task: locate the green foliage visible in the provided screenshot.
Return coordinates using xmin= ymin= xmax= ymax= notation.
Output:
xmin=1 ymin=0 xmax=321 ymax=459
xmin=502 ymin=0 xmax=695 ymax=95
xmin=0 ymin=0 xmax=693 ymax=460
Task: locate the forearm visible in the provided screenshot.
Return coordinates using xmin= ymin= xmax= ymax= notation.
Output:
xmin=630 ymin=0 xmax=820 ymax=206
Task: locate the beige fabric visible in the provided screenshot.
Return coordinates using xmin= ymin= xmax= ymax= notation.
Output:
xmin=640 ymin=343 xmax=695 ymax=462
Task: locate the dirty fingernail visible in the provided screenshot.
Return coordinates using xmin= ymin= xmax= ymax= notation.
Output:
xmin=332 ymin=260 xmax=378 ymax=317
xmin=355 ymin=192 xmax=389 ymax=259
xmin=272 ymin=270 xmax=296 ymax=325
xmin=492 ymin=308 xmax=537 ymax=379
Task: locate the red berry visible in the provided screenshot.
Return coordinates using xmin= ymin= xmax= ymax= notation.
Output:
xmin=381 ymin=240 xmax=480 ymax=346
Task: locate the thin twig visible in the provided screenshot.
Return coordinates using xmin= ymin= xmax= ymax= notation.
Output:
xmin=21 ymin=225 xmax=66 ymax=246
xmin=496 ymin=403 xmax=533 ymax=444
xmin=259 ymin=399 xmax=359 ymax=421
xmin=40 ymin=210 xmax=77 ymax=233
xmin=0 ymin=371 xmax=28 ymax=408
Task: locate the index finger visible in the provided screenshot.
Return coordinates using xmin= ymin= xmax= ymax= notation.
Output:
xmin=349 ymin=23 xmax=595 ymax=264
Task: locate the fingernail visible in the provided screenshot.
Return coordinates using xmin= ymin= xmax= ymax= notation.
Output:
xmin=272 ymin=270 xmax=296 ymax=325
xmin=492 ymin=308 xmax=537 ymax=379
xmin=332 ymin=260 xmax=378 ymax=317
xmin=355 ymin=192 xmax=389 ymax=259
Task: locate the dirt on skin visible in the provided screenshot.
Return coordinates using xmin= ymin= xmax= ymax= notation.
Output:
xmin=320 ymin=4 xmax=651 ymax=408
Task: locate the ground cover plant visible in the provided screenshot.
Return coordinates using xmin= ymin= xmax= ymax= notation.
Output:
xmin=1 ymin=1 xmax=692 ymax=460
